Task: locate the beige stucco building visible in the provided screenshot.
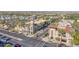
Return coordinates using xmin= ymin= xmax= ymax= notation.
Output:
xmin=48 ymin=20 xmax=73 ymax=46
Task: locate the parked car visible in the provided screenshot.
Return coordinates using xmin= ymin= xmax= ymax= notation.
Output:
xmin=14 ymin=44 xmax=21 ymax=47
xmin=0 ymin=36 xmax=11 ymax=43
xmin=0 ymin=41 xmax=4 ymax=47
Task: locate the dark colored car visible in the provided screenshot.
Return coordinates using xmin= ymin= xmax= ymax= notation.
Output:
xmin=0 ymin=34 xmax=3 ymax=36
xmin=14 ymin=44 xmax=21 ymax=47
xmin=0 ymin=41 xmax=4 ymax=47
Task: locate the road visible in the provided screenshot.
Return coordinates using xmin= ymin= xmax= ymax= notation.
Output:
xmin=0 ymin=29 xmax=57 ymax=47
xmin=34 ymin=24 xmax=49 ymax=39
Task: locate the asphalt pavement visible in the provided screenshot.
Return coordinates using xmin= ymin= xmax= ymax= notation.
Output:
xmin=0 ymin=29 xmax=57 ymax=47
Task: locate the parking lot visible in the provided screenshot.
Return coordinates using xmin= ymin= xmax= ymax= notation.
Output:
xmin=0 ymin=29 xmax=57 ymax=47
xmin=0 ymin=34 xmax=22 ymax=47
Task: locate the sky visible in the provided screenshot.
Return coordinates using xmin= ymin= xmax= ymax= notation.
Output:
xmin=0 ymin=0 xmax=79 ymax=11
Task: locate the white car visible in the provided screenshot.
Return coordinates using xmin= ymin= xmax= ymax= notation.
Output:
xmin=0 ymin=36 xmax=11 ymax=43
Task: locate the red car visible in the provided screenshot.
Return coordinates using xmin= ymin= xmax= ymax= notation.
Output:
xmin=14 ymin=44 xmax=21 ymax=47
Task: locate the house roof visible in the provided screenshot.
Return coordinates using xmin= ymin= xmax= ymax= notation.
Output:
xmin=48 ymin=23 xmax=71 ymax=32
xmin=48 ymin=24 xmax=58 ymax=29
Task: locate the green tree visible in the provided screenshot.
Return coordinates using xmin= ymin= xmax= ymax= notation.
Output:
xmin=72 ymin=32 xmax=79 ymax=45
xmin=4 ymin=44 xmax=13 ymax=47
xmin=58 ymin=29 xmax=65 ymax=34
xmin=72 ymin=21 xmax=79 ymax=31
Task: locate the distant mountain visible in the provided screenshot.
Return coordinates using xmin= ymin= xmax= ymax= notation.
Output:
xmin=0 ymin=11 xmax=79 ymax=15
